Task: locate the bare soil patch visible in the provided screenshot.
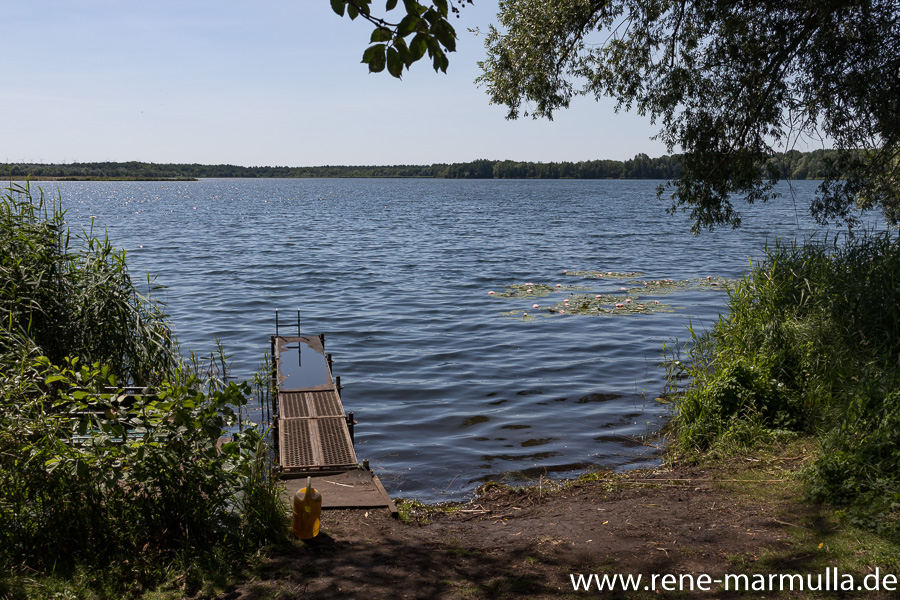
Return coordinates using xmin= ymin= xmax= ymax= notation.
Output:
xmin=221 ymin=459 xmax=892 ymax=599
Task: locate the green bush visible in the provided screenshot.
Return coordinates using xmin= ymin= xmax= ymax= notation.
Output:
xmin=0 ymin=183 xmax=287 ymax=595
xmin=0 ymin=358 xmax=284 ymax=568
xmin=670 ymin=233 xmax=900 ymax=527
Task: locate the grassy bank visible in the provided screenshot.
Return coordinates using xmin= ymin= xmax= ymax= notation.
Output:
xmin=668 ymin=232 xmax=900 ymax=535
xmin=0 ymin=184 xmax=287 ymax=599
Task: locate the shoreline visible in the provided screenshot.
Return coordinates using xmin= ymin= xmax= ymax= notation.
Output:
xmin=225 ymin=438 xmax=898 ymax=599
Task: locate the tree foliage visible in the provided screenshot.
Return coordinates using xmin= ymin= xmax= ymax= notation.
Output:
xmin=4 ymin=150 xmax=843 ymax=180
xmin=330 ymin=0 xmax=472 ymax=77
xmin=477 ymin=0 xmax=900 ymax=231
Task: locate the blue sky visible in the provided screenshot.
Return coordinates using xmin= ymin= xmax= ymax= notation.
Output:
xmin=1 ymin=1 xmax=668 ymax=166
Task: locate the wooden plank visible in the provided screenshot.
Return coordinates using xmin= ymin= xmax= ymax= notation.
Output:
xmin=282 ymin=469 xmax=397 ymax=515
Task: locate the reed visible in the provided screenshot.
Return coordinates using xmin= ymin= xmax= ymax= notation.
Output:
xmin=669 ymin=232 xmax=900 ymax=529
xmin=0 ymin=182 xmax=177 ymax=384
xmin=0 ymin=183 xmax=287 ymax=596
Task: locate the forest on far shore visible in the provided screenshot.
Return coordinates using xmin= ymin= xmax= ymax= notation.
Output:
xmin=3 ymin=149 xmax=838 ymax=181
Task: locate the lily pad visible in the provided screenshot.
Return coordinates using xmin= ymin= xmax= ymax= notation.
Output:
xmin=501 ymin=310 xmax=540 ymax=321
xmin=626 ymin=276 xmax=733 ymax=295
xmin=550 ymin=294 xmax=676 ymax=315
xmin=505 ymin=293 xmax=676 ymax=317
xmin=495 ymin=282 xmax=589 ymax=299
xmin=495 ymin=273 xmax=730 ymax=319
xmin=564 ymin=270 xmax=645 ymax=279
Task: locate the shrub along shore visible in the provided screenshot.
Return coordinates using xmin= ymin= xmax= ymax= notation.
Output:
xmin=668 ymin=232 xmax=900 ymax=534
xmin=0 ymin=183 xmax=288 ymax=598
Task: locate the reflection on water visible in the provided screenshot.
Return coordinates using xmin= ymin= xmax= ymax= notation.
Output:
xmin=522 ymin=437 xmax=557 ymax=447
xmin=594 ymin=434 xmax=648 ymax=448
xmin=576 ymin=393 xmax=621 ymax=404
xmin=460 ymin=415 xmax=489 ymax=427
xmin=278 ymin=341 xmax=331 ymax=389
xmin=481 ymin=451 xmax=563 ymax=462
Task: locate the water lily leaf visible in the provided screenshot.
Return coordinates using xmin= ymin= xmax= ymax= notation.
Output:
xmin=494 ymin=272 xmax=725 ymax=318
xmin=563 ymin=270 xmax=645 ymax=279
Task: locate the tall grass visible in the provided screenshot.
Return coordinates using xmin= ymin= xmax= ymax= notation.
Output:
xmin=0 ymin=182 xmax=176 ymax=384
xmin=669 ymin=232 xmax=900 ymax=529
xmin=0 ymin=184 xmax=287 ymax=597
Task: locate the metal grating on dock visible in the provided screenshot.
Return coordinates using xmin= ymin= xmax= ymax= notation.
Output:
xmin=280 ymin=390 xmax=345 ymax=419
xmin=273 ymin=335 xmax=358 ymax=475
xmin=278 ymin=417 xmax=357 ymax=470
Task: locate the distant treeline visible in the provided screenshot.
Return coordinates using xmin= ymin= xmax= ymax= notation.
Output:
xmin=1 ymin=150 xmax=838 ymax=181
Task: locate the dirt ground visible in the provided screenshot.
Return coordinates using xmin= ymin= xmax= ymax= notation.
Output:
xmin=221 ymin=459 xmax=892 ymax=600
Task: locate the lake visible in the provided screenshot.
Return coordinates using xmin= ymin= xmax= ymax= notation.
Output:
xmin=39 ymin=177 xmax=848 ymax=500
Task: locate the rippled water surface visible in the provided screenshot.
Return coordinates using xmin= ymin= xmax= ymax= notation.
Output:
xmin=45 ymin=178 xmax=845 ymax=500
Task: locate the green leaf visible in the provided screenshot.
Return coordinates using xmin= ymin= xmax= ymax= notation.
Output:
xmin=347 ymin=2 xmax=358 ymax=19
xmin=386 ymin=0 xmax=398 ymax=9
xmin=421 ymin=7 xmax=438 ymax=25
xmin=387 ymin=46 xmax=403 ymax=78
xmin=404 ymin=0 xmax=426 ymax=16
xmin=425 ymin=35 xmax=440 ymax=56
xmin=369 ymin=47 xmax=386 ymax=73
xmin=397 ymin=14 xmax=418 ymax=37
xmin=410 ymin=33 xmax=427 ymax=60
xmin=434 ymin=0 xmax=448 ymax=16
xmin=432 ymin=50 xmax=449 ymax=73
xmin=45 ymin=375 xmax=69 ymax=384
xmin=362 ymin=43 xmax=385 ymax=64
xmin=370 ymin=27 xmax=393 ymax=43
xmin=394 ymin=37 xmax=412 ymax=66
xmin=433 ymin=20 xmax=456 ymax=52
xmin=331 ymin=0 xmax=346 ymax=15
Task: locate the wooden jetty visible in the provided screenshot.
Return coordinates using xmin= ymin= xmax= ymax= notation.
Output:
xmin=271 ymin=327 xmax=395 ymax=514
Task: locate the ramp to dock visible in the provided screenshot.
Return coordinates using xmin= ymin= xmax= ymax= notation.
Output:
xmin=282 ymin=470 xmax=395 ymax=510
xmin=272 ymin=334 xmax=394 ymax=514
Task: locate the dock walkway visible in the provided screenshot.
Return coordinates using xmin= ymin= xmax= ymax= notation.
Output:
xmin=271 ymin=334 xmax=395 ymax=513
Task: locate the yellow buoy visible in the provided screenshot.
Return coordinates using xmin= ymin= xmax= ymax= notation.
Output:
xmin=291 ymin=476 xmax=322 ymax=539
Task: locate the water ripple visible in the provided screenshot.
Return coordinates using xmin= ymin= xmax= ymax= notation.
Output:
xmin=48 ymin=178 xmax=861 ymax=500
